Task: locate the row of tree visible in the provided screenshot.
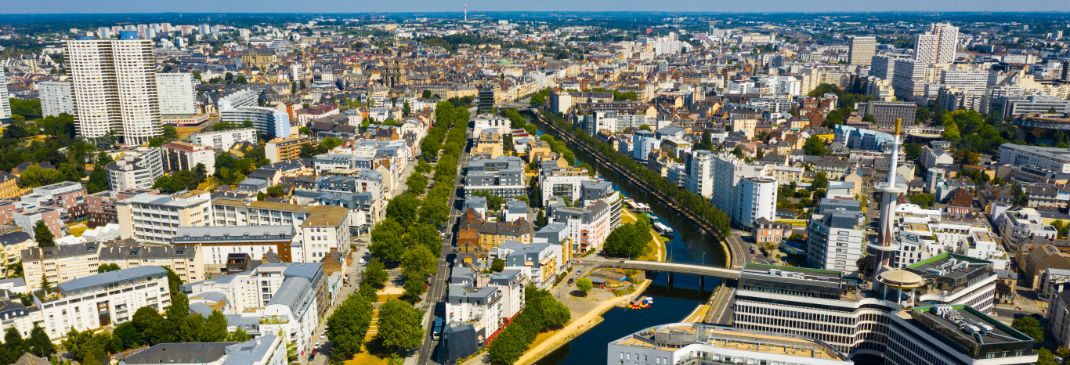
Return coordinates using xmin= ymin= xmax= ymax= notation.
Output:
xmin=537 ymin=110 xmax=732 ymax=237
xmin=487 ymin=288 xmax=571 ymax=365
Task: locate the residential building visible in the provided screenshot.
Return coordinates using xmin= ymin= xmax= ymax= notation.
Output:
xmin=607 ymin=323 xmax=853 ymax=365
xmin=98 ymin=242 xmax=205 ymax=283
xmin=915 ymin=23 xmax=959 ymax=65
xmin=265 ymin=135 xmax=315 ymax=163
xmin=183 ymin=263 xmax=325 ymax=357
xmin=155 ymin=73 xmax=197 ymax=115
xmin=163 ymin=141 xmax=216 ymax=175
xmin=174 ymin=225 xmax=295 ymax=270
xmin=685 ymin=150 xmax=714 ymax=199
xmin=3 ymin=266 xmax=171 ymax=341
xmin=190 ymin=128 xmax=258 ymax=150
xmin=66 ymin=34 xmax=162 ymax=145
xmin=118 ymin=335 xmax=286 ymax=365
xmin=736 ymin=177 xmax=777 ymax=230
xmin=108 ymin=147 xmax=164 ymax=191
xmin=464 ymin=156 xmax=526 ymax=198
xmin=209 ymin=199 xmax=350 ymax=261
xmin=20 ymin=242 xmax=101 ymax=291
xmin=857 ymin=102 xmax=916 ymax=129
xmin=0 ymin=67 xmax=8 ymax=121
xmin=117 ymin=191 xmax=212 ymax=244
xmin=1050 ymin=291 xmax=1070 ymax=348
xmin=219 ymin=89 xmax=290 ymax=139
xmin=539 ymin=166 xmax=595 ymax=206
xmin=37 ymin=81 xmax=75 ymax=117
xmin=848 ymin=36 xmax=876 ymax=66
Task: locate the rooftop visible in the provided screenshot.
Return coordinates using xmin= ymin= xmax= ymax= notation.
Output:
xmin=612 ymin=323 xmax=848 ymax=362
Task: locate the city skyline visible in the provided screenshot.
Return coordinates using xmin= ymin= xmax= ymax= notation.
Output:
xmin=4 ymin=0 xmax=1070 ymax=14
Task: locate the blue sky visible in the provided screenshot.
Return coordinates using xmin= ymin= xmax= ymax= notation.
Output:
xmin=3 ymin=0 xmax=1070 ymax=13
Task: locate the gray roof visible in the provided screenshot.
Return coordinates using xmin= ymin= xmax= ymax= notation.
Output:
xmin=266 ymin=276 xmax=312 ymax=315
xmin=173 ymin=225 xmax=294 ymax=243
xmin=222 ymin=334 xmax=279 ymax=365
xmin=57 ymin=266 xmax=166 ymax=294
xmin=120 ymin=342 xmax=232 ymax=364
xmin=0 ymin=231 xmax=31 ymax=246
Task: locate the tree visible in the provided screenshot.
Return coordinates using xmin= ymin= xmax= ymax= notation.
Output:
xmin=112 ymin=322 xmax=143 ymax=350
xmin=812 ymin=172 xmax=829 ymax=191
xmin=26 ymin=325 xmax=53 ymax=358
xmin=4 ymin=327 xmax=24 ymax=354
xmin=33 ymin=221 xmax=55 ymax=248
xmin=576 ymin=277 xmax=593 ymax=296
xmin=374 ymin=300 xmax=424 ymax=354
xmin=1037 ymin=348 xmax=1058 ymax=365
xmin=908 ymin=193 xmax=936 ymax=208
xmin=491 ymin=258 xmax=506 ymax=272
xmin=803 ymin=135 xmax=828 ymax=156
xmin=943 ymin=119 xmax=962 ymax=142
xmin=226 ymin=328 xmax=253 ymax=342
xmin=1011 ymin=316 xmax=1044 ymax=343
xmin=403 ymin=102 xmax=412 ymax=117
xmin=386 ymin=194 xmax=420 ymax=226
xmin=370 ymin=219 xmax=406 ymax=264
xmin=203 ymin=310 xmax=229 ymax=342
xmin=402 ymin=246 xmax=436 ymax=280
xmin=327 ymin=293 xmax=374 ymax=362
xmin=1054 ymin=220 xmax=1070 ymax=239
xmin=603 ymin=222 xmax=651 ymax=259
xmin=404 ymin=223 xmax=441 ymax=256
xmin=422 ymin=90 xmax=433 ymax=99
xmin=363 ymin=260 xmax=388 ymax=291
xmin=97 ymin=263 xmax=121 ymax=273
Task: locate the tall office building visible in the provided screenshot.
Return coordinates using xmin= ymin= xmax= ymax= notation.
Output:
xmin=66 ymin=32 xmax=162 ymax=145
xmin=848 ymin=36 xmax=877 ymax=66
xmin=915 ymin=23 xmax=959 ymax=65
xmin=806 ymin=198 xmax=865 ymax=273
xmin=155 ymin=73 xmax=196 ymax=115
xmin=478 ymin=87 xmax=495 ymax=114
xmin=0 ymin=66 xmax=10 ymax=121
xmin=38 ymin=81 xmax=75 ymax=117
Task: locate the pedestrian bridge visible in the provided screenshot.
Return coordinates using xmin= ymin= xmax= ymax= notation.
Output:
xmin=584 ymin=258 xmax=741 ymax=280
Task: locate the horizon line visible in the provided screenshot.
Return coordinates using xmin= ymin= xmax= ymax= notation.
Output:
xmin=5 ymin=10 xmax=1070 ymax=15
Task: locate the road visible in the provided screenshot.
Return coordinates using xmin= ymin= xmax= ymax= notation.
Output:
xmin=415 ymin=109 xmax=473 ymax=365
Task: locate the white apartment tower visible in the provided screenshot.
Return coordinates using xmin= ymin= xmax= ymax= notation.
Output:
xmin=38 ymin=81 xmax=75 ymax=117
xmin=0 ymin=66 xmax=10 ymax=120
xmin=66 ymin=35 xmax=162 ymax=145
xmin=736 ymin=177 xmax=778 ymax=229
xmin=915 ymin=23 xmax=959 ymax=65
xmin=848 ymin=36 xmax=876 ymax=66
xmin=685 ymin=150 xmax=715 ymax=198
xmin=155 ymin=73 xmax=197 ymax=115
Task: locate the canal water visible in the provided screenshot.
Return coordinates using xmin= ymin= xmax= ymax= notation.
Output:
xmin=535 ymin=130 xmax=727 ymax=365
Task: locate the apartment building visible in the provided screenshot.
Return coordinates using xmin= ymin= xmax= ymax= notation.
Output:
xmin=20 ymin=242 xmax=101 ymax=291
xmin=184 ymin=263 xmax=325 ymax=357
xmin=155 ymin=73 xmax=197 ymax=115
xmin=464 ymin=156 xmax=526 ymax=198
xmin=98 ymin=243 xmax=205 ymax=283
xmin=210 ymin=199 xmax=350 ymax=261
xmin=806 ymin=199 xmax=865 ymax=273
xmin=189 ymin=128 xmax=258 ymax=150
xmin=265 ymin=135 xmax=315 ymax=163
xmin=66 ymin=34 xmax=162 ymax=145
xmin=28 ymin=267 xmax=169 ymax=340
xmin=163 ymin=141 xmax=216 ymax=175
xmin=37 ymin=81 xmax=75 ymax=117
xmin=117 ymin=191 xmax=212 ymax=244
xmin=173 ymin=225 xmax=295 ymax=270
xmin=108 ymin=147 xmax=165 ymax=191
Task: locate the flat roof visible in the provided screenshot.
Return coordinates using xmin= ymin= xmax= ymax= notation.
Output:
xmin=612 ymin=323 xmax=848 ymax=361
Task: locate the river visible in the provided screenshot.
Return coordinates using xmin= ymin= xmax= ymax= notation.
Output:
xmin=534 ymin=129 xmax=727 ymax=365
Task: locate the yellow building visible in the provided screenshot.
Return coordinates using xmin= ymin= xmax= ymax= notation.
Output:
xmin=265 ymin=136 xmax=316 ymax=163
xmin=0 ymin=174 xmax=30 ymax=199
